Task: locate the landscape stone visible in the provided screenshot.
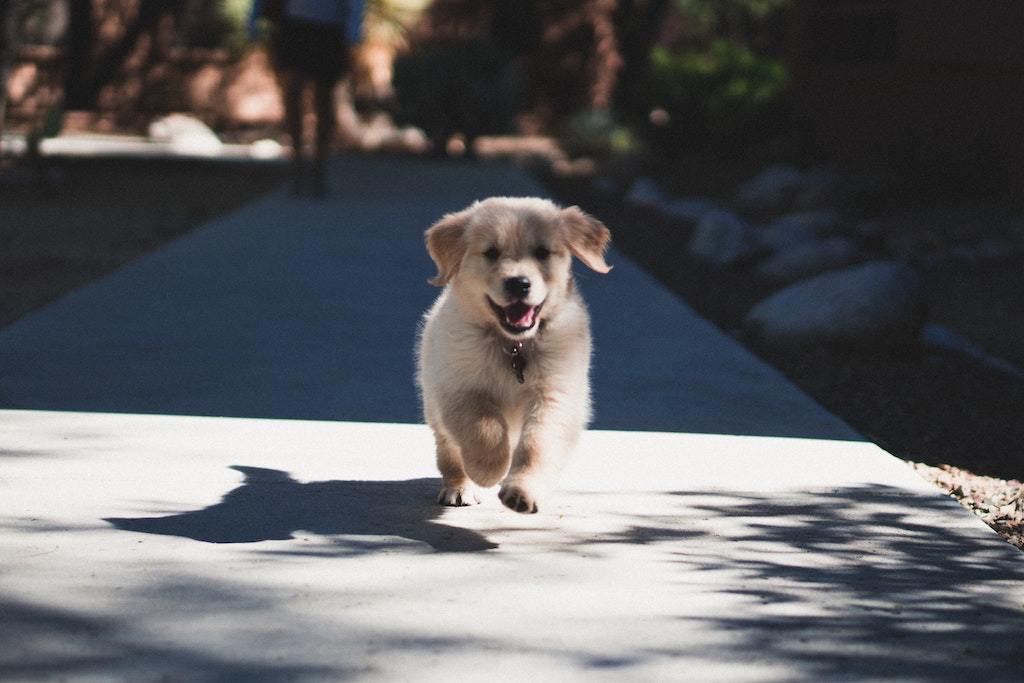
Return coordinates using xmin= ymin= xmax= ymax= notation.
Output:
xmin=689 ymin=209 xmax=755 ymax=266
xmin=947 ymin=238 xmax=1017 ymax=267
xmin=755 ymin=237 xmax=864 ymax=284
xmin=768 ymin=210 xmax=845 ymax=236
xmin=658 ymin=197 xmax=721 ymax=224
xmin=754 ymin=210 xmax=845 ymax=254
xmin=734 ymin=164 xmax=804 ymax=216
xmin=625 ymin=177 xmax=665 ymax=208
xmin=744 ymin=261 xmax=927 ymax=348
xmin=921 ymin=323 xmax=1024 ymax=380
xmin=754 ymin=222 xmax=817 ymax=253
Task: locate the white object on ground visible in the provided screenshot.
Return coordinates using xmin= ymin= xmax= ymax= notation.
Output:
xmin=249 ymin=138 xmax=284 ymax=160
xmin=148 ymin=114 xmax=223 ymax=157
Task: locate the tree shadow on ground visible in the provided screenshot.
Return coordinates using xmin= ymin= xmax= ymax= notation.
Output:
xmin=0 ymin=595 xmax=348 ymax=682
xmin=645 ymin=486 xmax=1024 ymax=680
xmin=12 ymin=481 xmax=1024 ymax=678
xmin=105 ymin=466 xmax=497 ymax=553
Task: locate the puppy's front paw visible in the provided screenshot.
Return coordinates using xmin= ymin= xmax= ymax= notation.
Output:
xmin=437 ymin=483 xmax=480 ymax=507
xmin=498 ymin=482 xmax=538 ymax=514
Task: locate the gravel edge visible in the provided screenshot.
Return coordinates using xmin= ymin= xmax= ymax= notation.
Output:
xmin=910 ymin=462 xmax=1024 ymax=551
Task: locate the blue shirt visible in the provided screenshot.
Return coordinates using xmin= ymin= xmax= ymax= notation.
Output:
xmin=250 ymin=0 xmax=365 ymax=43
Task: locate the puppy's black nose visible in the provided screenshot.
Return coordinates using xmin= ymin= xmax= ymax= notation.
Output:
xmin=504 ymin=276 xmax=531 ymax=300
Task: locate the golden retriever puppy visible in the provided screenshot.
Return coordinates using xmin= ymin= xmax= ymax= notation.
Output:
xmin=416 ymin=197 xmax=612 ymax=513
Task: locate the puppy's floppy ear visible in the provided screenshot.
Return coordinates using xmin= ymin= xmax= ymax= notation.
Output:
xmin=561 ymin=206 xmax=612 ymax=274
xmin=425 ymin=208 xmax=472 ymax=286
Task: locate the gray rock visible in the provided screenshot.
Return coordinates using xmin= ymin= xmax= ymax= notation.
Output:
xmin=917 ymin=238 xmax=1019 ymax=270
xmin=947 ymin=238 xmax=1017 ymax=267
xmin=769 ymin=210 xmax=845 ymax=236
xmin=744 ymin=261 xmax=927 ymax=348
xmin=658 ymin=197 xmax=721 ymax=224
xmin=148 ymin=114 xmax=222 ymax=157
xmin=754 ymin=237 xmax=864 ymax=284
xmin=734 ymin=164 xmax=804 ymax=216
xmin=754 ymin=210 xmax=846 ymax=255
xmin=754 ymin=222 xmax=818 ymax=253
xmin=625 ymin=177 xmax=665 ymax=208
xmin=689 ymin=210 xmax=755 ymax=266
xmin=921 ymin=323 xmax=1024 ymax=380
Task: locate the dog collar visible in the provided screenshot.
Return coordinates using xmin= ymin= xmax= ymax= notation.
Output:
xmin=504 ymin=341 xmax=527 ymax=384
xmin=498 ymin=319 xmax=544 ymax=384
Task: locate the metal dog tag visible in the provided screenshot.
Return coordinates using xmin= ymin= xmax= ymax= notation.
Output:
xmin=508 ymin=342 xmax=527 ymax=384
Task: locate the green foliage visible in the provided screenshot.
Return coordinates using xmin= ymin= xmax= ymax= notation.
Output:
xmin=562 ymin=109 xmax=639 ymax=159
xmin=674 ymin=0 xmax=789 ymax=19
xmin=670 ymin=0 xmax=790 ymax=38
xmin=647 ymin=39 xmax=789 ymax=153
xmin=216 ymin=0 xmax=253 ymax=57
xmin=651 ymin=40 xmax=787 ymax=116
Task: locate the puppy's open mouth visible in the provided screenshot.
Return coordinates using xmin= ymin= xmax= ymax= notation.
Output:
xmin=487 ymin=297 xmax=544 ymax=335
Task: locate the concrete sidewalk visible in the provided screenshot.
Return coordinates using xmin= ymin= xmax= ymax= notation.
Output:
xmin=1 ymin=157 xmax=1021 ymax=681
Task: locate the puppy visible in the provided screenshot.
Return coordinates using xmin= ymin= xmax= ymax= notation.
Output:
xmin=416 ymin=197 xmax=612 ymax=513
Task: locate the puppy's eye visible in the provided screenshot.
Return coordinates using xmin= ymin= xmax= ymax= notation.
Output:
xmin=484 ymin=247 xmax=500 ymax=262
xmin=534 ymin=246 xmax=551 ymax=261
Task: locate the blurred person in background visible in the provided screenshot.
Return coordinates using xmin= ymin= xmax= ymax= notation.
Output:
xmin=250 ymin=0 xmax=364 ymax=197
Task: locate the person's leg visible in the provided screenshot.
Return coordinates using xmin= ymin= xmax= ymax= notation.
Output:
xmin=311 ymin=76 xmax=337 ymax=197
xmin=282 ymin=70 xmax=306 ymax=195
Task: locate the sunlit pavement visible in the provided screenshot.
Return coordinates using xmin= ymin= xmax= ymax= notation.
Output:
xmin=1 ymin=157 xmax=1021 ymax=680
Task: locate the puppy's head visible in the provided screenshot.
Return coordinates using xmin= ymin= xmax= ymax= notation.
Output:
xmin=425 ymin=197 xmax=611 ymax=340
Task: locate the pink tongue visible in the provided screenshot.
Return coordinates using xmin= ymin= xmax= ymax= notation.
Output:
xmin=507 ymin=305 xmax=536 ymax=328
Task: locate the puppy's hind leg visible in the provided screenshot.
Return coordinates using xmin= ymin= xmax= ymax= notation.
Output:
xmin=433 ymin=430 xmax=480 ymax=506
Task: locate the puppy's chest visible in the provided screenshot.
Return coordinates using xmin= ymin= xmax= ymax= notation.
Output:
xmin=454 ymin=337 xmax=548 ymax=393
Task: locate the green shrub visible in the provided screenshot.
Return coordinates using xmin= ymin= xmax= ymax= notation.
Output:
xmin=217 ymin=0 xmax=253 ymax=57
xmin=562 ymin=108 xmax=640 ymax=159
xmin=647 ymin=39 xmax=789 ymax=154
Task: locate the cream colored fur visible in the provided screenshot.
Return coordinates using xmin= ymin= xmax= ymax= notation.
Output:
xmin=416 ymin=197 xmax=611 ymax=513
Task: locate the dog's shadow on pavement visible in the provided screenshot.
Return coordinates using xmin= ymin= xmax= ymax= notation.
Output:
xmin=105 ymin=466 xmax=497 ymax=553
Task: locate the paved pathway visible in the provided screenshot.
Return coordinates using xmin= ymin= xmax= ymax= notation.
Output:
xmin=1 ymin=157 xmax=1021 ymax=681
xmin=0 ymin=156 xmax=851 ymax=437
